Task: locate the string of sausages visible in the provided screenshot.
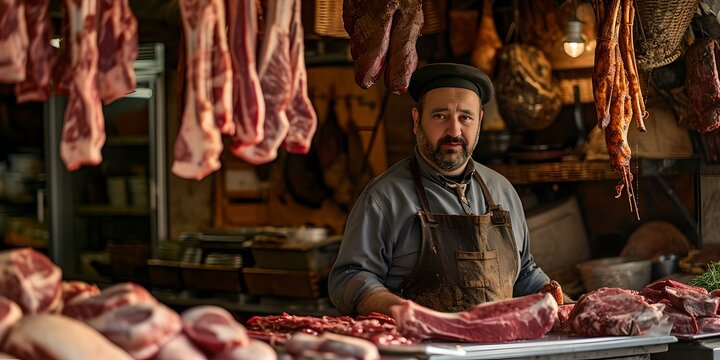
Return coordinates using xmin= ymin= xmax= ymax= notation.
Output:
xmin=591 ymin=0 xmax=647 ymax=220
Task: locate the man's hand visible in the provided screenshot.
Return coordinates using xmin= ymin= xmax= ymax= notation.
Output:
xmin=356 ymin=287 xmax=406 ymax=317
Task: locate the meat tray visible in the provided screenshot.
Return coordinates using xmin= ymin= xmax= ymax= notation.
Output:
xmin=672 ymin=331 xmax=720 ymax=341
xmin=242 ymin=267 xmax=330 ymax=298
xmin=248 ymin=235 xmax=341 ymax=271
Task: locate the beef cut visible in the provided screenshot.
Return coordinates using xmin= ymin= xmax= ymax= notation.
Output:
xmin=0 ymin=248 xmax=62 ymax=314
xmin=60 ymin=280 xmax=100 ymax=305
xmin=285 ymin=332 xmax=379 ymax=360
xmin=0 ymin=0 xmax=28 ymax=83
xmin=282 ymin=0 xmax=317 ymax=154
xmin=665 ymin=286 xmax=720 ymax=318
xmin=685 ymin=38 xmax=720 ymax=133
xmin=390 ymin=293 xmax=557 ymax=343
xmin=343 ymin=0 xmax=423 ymax=93
xmin=155 ymin=335 xmax=208 ymax=360
xmin=60 ymin=0 xmax=106 ymax=171
xmin=86 ymin=302 xmax=182 ymax=359
xmin=212 ymin=339 xmax=277 ymax=360
xmin=96 ymin=0 xmax=138 ymax=104
xmin=226 ymin=0 xmax=265 ymax=153
xmin=172 ymin=0 xmax=225 ymax=180
xmin=15 ymin=0 xmax=53 ymax=102
xmin=63 ymin=282 xmax=156 ymax=320
xmin=235 ymin=0 xmax=294 ymax=165
xmin=0 ymin=296 xmax=22 ymax=342
xmin=181 ymin=305 xmax=250 ymax=353
xmin=566 ymin=287 xmax=665 ymax=336
xmin=4 ymin=314 xmax=134 ymax=360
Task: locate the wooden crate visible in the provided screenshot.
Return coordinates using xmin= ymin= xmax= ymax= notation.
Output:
xmin=243 ymin=267 xmax=330 ymax=299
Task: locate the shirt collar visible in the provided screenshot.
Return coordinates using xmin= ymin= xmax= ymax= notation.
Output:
xmin=414 ymin=147 xmax=476 ymax=187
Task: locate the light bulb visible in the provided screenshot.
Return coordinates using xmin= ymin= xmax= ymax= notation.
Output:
xmin=563 ymin=17 xmax=585 ymax=58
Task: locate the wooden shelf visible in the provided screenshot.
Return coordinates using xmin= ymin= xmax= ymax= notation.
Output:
xmin=76 ymin=205 xmax=150 ymax=216
xmin=105 ymin=135 xmax=149 ymax=146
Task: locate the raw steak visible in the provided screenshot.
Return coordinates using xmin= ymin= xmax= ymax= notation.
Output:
xmin=4 ymin=314 xmax=133 ymax=360
xmin=0 ymin=0 xmax=28 ymax=83
xmin=60 ymin=0 xmax=106 ymax=171
xmin=666 ymin=286 xmax=720 ymax=318
xmin=15 ymin=0 xmax=52 ymax=102
xmin=155 ymin=335 xmax=208 ymax=360
xmin=390 ymin=293 xmax=558 ymax=343
xmin=227 ymin=0 xmax=265 ymax=153
xmin=181 ymin=305 xmax=249 ymax=353
xmin=0 ymin=248 xmax=62 ymax=314
xmin=60 ymin=280 xmax=100 ymax=305
xmin=235 ymin=0 xmax=293 ymax=164
xmin=172 ymin=0 xmax=224 ymax=180
xmin=97 ymin=0 xmax=138 ymax=104
xmin=566 ymin=287 xmax=665 ymax=336
xmin=86 ymin=302 xmax=182 ymax=359
xmin=285 ymin=332 xmax=379 ymax=360
xmin=698 ymin=316 xmax=720 ymax=333
xmin=212 ymin=339 xmax=277 ymax=360
xmin=63 ymin=282 xmax=156 ymax=320
xmin=282 ymin=0 xmax=317 ymax=154
xmin=662 ymin=302 xmax=698 ymax=334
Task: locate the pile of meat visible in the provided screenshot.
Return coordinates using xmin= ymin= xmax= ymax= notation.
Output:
xmin=556 ymin=281 xmax=720 ymax=337
xmin=173 ymin=0 xmax=317 ymax=180
xmin=0 ymin=248 xmax=279 ymax=360
xmin=591 ymin=0 xmax=648 ymax=219
xmin=0 ymin=0 xmax=138 ymax=172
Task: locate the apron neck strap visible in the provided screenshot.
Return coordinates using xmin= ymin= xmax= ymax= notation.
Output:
xmin=410 ymin=157 xmax=437 ymax=223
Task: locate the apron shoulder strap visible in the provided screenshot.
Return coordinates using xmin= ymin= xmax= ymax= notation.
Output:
xmin=410 ymin=158 xmax=437 ymax=223
xmin=473 ymin=170 xmax=510 ymax=225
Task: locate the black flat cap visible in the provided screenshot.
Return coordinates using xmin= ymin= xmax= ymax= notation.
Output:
xmin=407 ymin=63 xmax=494 ymax=105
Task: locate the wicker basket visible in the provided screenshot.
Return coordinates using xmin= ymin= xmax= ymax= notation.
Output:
xmin=577 ymin=257 xmax=652 ymax=291
xmin=635 ymin=0 xmax=700 ymax=70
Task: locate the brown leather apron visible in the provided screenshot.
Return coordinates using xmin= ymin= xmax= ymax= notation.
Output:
xmin=397 ymin=159 xmax=520 ymax=312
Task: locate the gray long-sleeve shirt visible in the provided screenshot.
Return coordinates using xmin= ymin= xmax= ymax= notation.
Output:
xmin=328 ymin=150 xmax=550 ymax=314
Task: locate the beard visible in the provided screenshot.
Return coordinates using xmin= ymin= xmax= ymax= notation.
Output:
xmin=417 ymin=124 xmax=474 ymax=171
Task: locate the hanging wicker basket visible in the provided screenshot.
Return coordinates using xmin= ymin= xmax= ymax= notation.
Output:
xmin=635 ymin=0 xmax=700 ymax=70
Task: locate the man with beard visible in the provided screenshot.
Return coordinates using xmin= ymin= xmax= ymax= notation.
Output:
xmin=328 ymin=63 xmax=551 ymax=315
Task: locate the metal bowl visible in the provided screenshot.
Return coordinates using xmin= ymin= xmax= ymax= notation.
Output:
xmin=577 ymin=257 xmax=652 ymax=291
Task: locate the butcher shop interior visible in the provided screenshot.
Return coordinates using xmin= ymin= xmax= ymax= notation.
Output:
xmin=2 ymin=0 xmax=720 ymax=358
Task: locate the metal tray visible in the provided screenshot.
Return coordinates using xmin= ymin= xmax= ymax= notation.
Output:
xmin=673 ymin=331 xmax=720 ymax=341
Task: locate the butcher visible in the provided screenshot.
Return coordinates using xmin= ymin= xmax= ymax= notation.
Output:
xmin=329 ymin=63 xmax=558 ymax=315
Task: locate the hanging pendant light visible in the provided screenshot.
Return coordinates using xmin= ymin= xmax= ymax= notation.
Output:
xmin=563 ymin=14 xmax=586 ymax=58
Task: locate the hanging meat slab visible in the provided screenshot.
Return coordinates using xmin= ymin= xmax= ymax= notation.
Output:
xmin=343 ymin=0 xmax=423 ymax=93
xmin=172 ymin=0 xmax=225 ymax=180
xmin=592 ymin=0 xmax=621 ymax=130
xmin=685 ymin=38 xmax=720 ymax=133
xmin=471 ymin=0 xmax=502 ymax=78
xmin=60 ymin=0 xmax=106 ymax=171
xmin=96 ymin=0 xmax=138 ymax=104
xmin=15 ymin=0 xmax=52 ymax=102
xmin=210 ymin=0 xmax=234 ymax=135
xmin=283 ymin=0 xmax=318 ymax=154
xmin=227 ymin=0 xmax=264 ymax=152
xmin=0 ymin=0 xmax=29 ymax=84
xmin=235 ymin=0 xmax=294 ymax=165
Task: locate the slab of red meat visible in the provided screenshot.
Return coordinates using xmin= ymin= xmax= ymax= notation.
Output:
xmin=60 ymin=0 xmax=106 ymax=171
xmin=0 ymin=248 xmax=61 ymax=314
xmin=155 ymin=335 xmax=208 ymax=360
xmin=566 ymin=287 xmax=665 ymax=336
xmin=86 ymin=302 xmax=182 ymax=359
xmin=182 ymin=305 xmax=250 ymax=353
xmin=685 ymin=38 xmax=720 ymax=133
xmin=63 ymin=282 xmax=156 ymax=320
xmin=390 ymin=293 xmax=558 ymax=343
xmin=227 ymin=0 xmax=265 ymax=153
xmin=0 ymin=0 xmax=28 ymax=84
xmin=15 ymin=0 xmax=52 ymax=102
xmin=282 ymin=0 xmax=317 ymax=154
xmin=342 ymin=0 xmax=423 ymax=93
xmin=212 ymin=339 xmax=277 ymax=360
xmin=0 ymin=296 xmax=22 ymax=342
xmin=60 ymin=280 xmax=100 ymax=305
xmin=285 ymin=332 xmax=379 ymax=360
xmin=553 ymin=303 xmax=575 ymax=332
xmin=96 ymin=0 xmax=138 ymax=104
xmin=210 ymin=0 xmax=234 ymax=136
xmin=172 ymin=0 xmax=224 ymax=180
xmin=4 ymin=315 xmax=134 ymax=360
xmin=666 ymin=287 xmax=720 ymax=318
xmin=662 ymin=301 xmax=699 ymax=334
xmin=235 ymin=0 xmax=293 ymax=165
xmin=698 ymin=316 xmax=720 ymax=333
